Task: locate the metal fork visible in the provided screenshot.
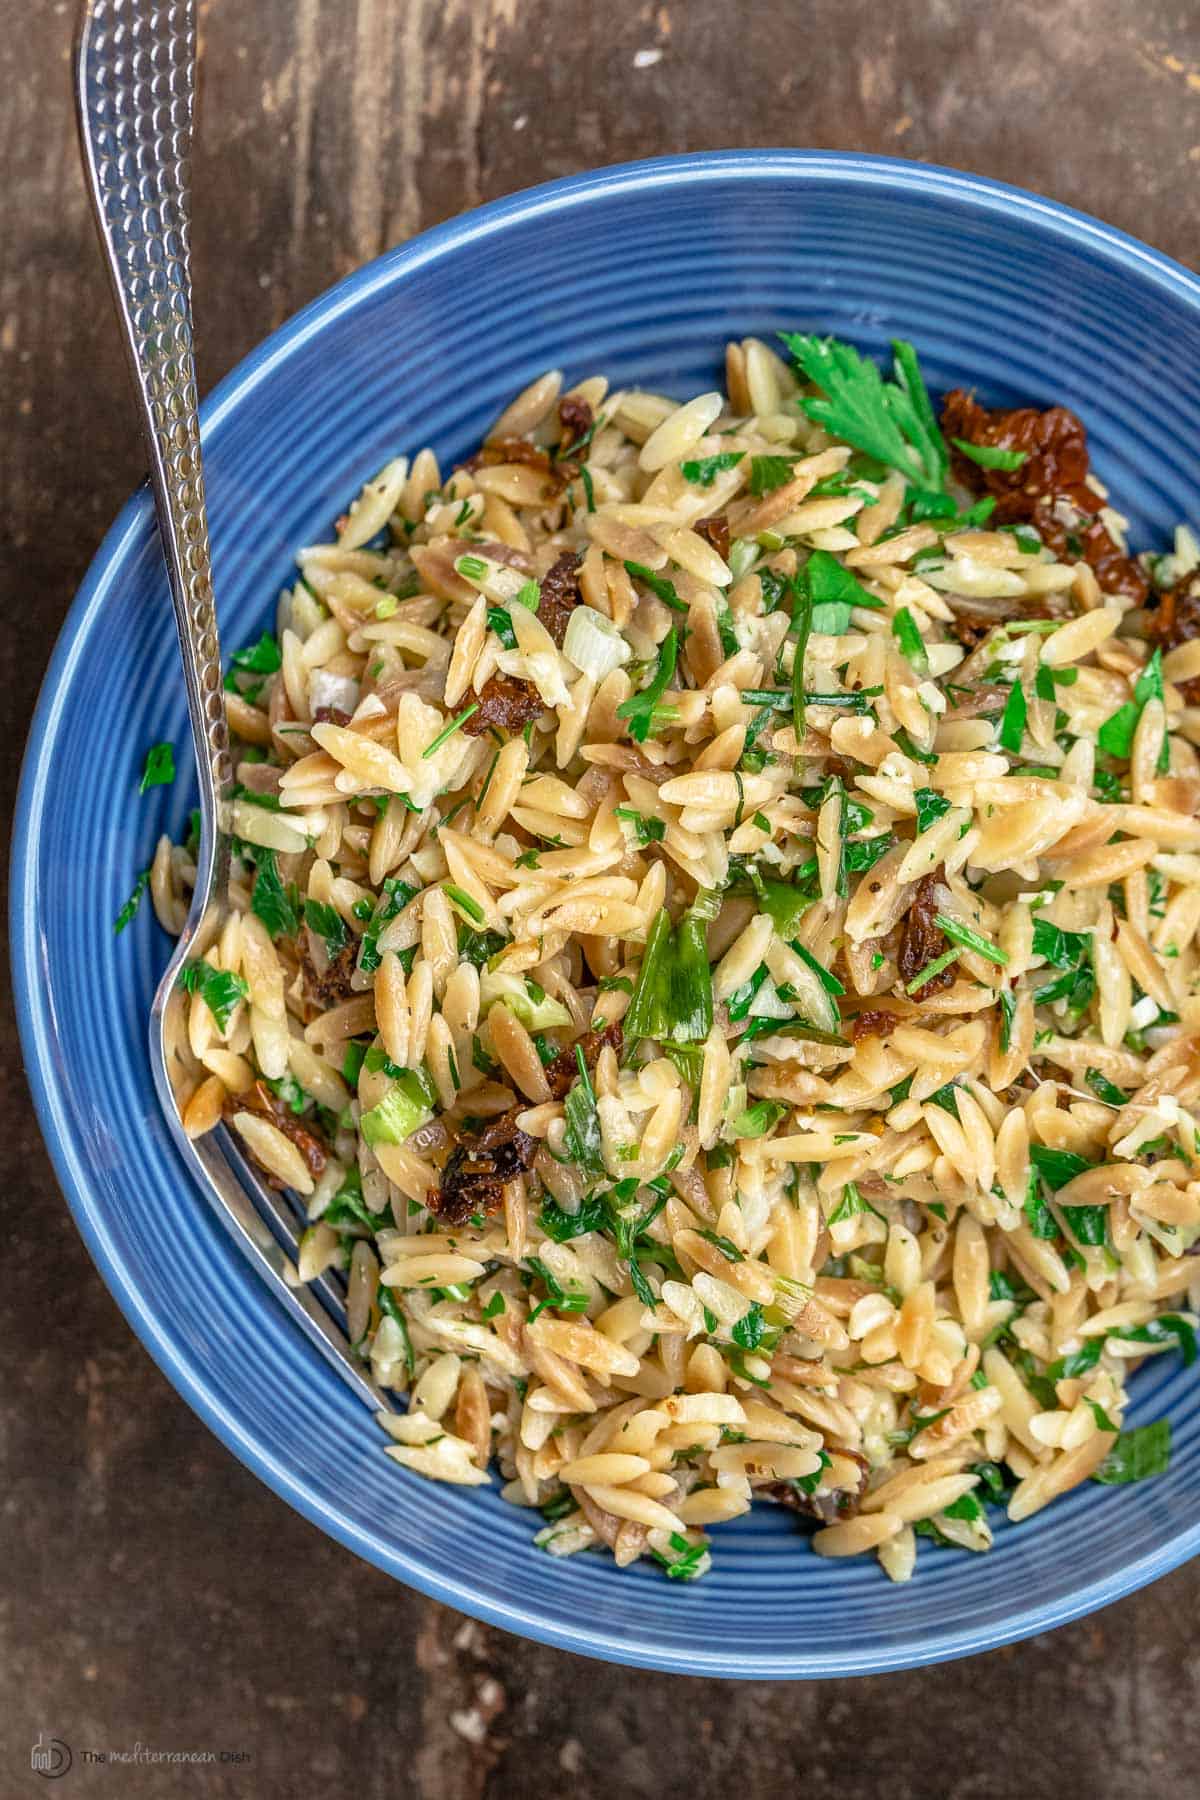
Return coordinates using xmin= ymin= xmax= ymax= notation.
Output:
xmin=75 ymin=0 xmax=386 ymax=1411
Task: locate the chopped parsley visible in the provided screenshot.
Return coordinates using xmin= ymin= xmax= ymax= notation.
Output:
xmin=998 ymin=680 xmax=1027 ymax=754
xmin=914 ymin=787 xmax=951 ymax=834
xmin=1097 ymin=648 xmax=1169 ymax=771
xmin=178 ymin=961 xmax=249 ymax=1031
xmin=1092 ymin=1420 xmax=1171 ymax=1485
xmin=798 ymin=548 xmax=882 ymax=636
xmin=680 ymin=451 xmax=744 ymax=486
xmin=303 ymin=898 xmax=349 ymax=958
xmin=251 ymin=848 xmax=301 ymax=939
xmin=358 ymin=877 xmax=419 ymax=974
xmin=616 ymin=805 xmax=666 ymax=845
xmin=113 ymin=867 xmax=151 ymax=934
xmin=138 ymin=741 xmax=175 ymax=793
xmin=748 ymin=454 xmax=796 ymax=496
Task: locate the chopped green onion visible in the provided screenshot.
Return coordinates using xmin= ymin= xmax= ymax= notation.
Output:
xmin=422 ymin=703 xmax=480 ymax=758
xmin=443 ymin=883 xmax=485 ymax=924
xmin=562 ymin=1044 xmax=605 ymax=1179
xmin=905 ymin=947 xmax=960 ymax=994
xmin=891 ymin=607 xmax=930 ymax=675
xmin=998 ymin=680 xmax=1027 ymax=754
xmin=616 ymin=627 xmax=679 ymax=743
xmin=625 ymin=888 xmax=720 ymax=1045
xmin=359 ymin=1068 xmax=436 ymax=1147
xmin=952 ymin=437 xmax=1028 ymax=472
xmin=934 ymin=912 xmax=1008 ymax=968
xmin=623 ymin=561 xmax=687 ymax=613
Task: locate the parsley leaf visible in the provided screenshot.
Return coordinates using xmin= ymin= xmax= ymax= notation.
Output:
xmin=780 ymin=333 xmax=947 ymax=489
xmin=748 ymin=454 xmax=796 ymax=496
xmin=1085 ymin=1067 xmax=1130 ymax=1107
xmin=680 ymin=451 xmax=744 ymax=486
xmin=1092 ymin=1420 xmax=1171 ymax=1485
xmin=914 ymin=787 xmax=951 ymax=834
xmin=799 ymin=548 xmax=883 ymax=638
xmin=178 ymin=961 xmax=249 ymax=1031
xmin=359 ymin=877 xmax=419 ymax=974
xmin=616 ymin=805 xmax=666 ymax=845
xmin=113 ymin=867 xmax=151 ymax=934
xmin=139 ymin=741 xmax=175 ymax=793
xmin=251 ymin=847 xmax=301 ymax=939
xmin=303 ymin=898 xmax=350 ymax=958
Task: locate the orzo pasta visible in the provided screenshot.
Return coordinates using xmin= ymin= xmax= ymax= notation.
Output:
xmin=155 ymin=333 xmax=1200 ymax=1582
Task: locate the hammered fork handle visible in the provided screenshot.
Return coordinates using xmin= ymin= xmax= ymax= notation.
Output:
xmin=75 ymin=0 xmax=231 ymax=859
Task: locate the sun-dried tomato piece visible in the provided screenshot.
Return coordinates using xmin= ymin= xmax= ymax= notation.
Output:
xmin=695 ymin=513 xmax=731 ymax=562
xmin=941 ymin=390 xmax=1148 ymax=604
xmin=942 ymin=389 xmax=1090 ymax=513
xmin=429 ymin=1112 xmax=537 ymax=1225
xmin=851 ymin=1009 xmax=899 ymax=1042
xmin=558 ymin=394 xmax=594 ymax=455
xmin=227 ymin=1079 xmax=330 ymax=1184
xmin=542 ymin=1021 xmax=624 ymax=1101
xmin=764 ymin=1449 xmax=867 ymax=1525
xmin=462 ymin=674 xmax=545 ymax=737
xmin=1146 ymin=570 xmax=1200 ymax=700
xmin=463 ymin=436 xmax=555 ymax=476
xmin=301 ymin=938 xmax=359 ymax=1009
xmin=536 ymin=550 xmax=583 ymax=647
xmin=898 ymin=869 xmax=954 ymax=996
xmin=1030 ymin=493 xmax=1149 ymax=605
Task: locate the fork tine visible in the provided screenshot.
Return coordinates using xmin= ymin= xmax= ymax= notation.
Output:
xmin=158 ymin=1078 xmax=393 ymax=1413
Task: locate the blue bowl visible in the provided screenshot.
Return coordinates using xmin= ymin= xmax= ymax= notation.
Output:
xmin=14 ymin=151 xmax=1200 ymax=1677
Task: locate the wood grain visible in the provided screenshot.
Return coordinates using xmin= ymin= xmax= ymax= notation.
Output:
xmin=4 ymin=2 xmax=1200 ymax=1794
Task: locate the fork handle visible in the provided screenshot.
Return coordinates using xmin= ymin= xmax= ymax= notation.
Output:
xmin=74 ymin=0 xmax=231 ymax=840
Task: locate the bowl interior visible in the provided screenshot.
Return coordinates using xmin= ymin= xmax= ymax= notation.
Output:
xmin=16 ymin=152 xmax=1200 ymax=1676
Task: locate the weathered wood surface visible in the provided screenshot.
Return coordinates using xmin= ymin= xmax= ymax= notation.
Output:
xmin=4 ymin=2 xmax=1200 ymax=1794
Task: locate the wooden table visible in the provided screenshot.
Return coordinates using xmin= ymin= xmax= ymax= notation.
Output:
xmin=4 ymin=3 xmax=1200 ymax=1794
